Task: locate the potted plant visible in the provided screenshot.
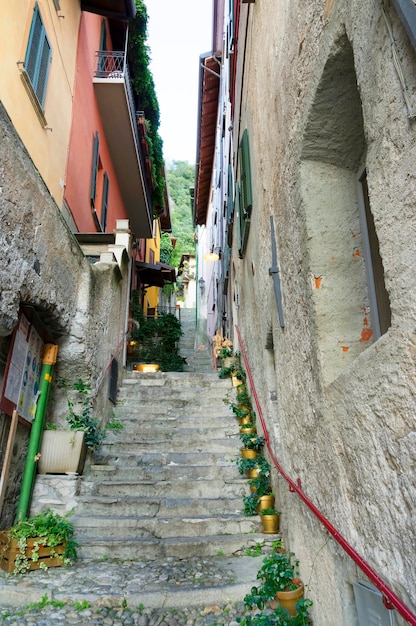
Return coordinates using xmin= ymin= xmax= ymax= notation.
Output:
xmin=0 ymin=509 xmax=77 ymax=574
xmin=258 ymin=493 xmax=276 ymax=512
xmin=240 ymin=422 xmax=257 ymax=435
xmin=240 ymin=434 xmax=265 ymax=460
xmin=240 ymin=598 xmax=313 ymax=625
xmin=240 ymin=433 xmax=265 ymax=451
xmin=260 ymin=507 xmax=280 ymax=534
xmin=236 ymin=388 xmax=252 ymax=411
xmin=244 ymin=550 xmax=305 ymax=616
xmin=38 ymin=379 xmax=106 ymax=475
xmin=236 ymin=456 xmax=260 ymax=478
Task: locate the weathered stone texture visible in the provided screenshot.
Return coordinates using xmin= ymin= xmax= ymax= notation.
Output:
xmin=232 ymin=0 xmax=416 ymax=623
xmin=0 ymin=102 xmax=128 ymax=524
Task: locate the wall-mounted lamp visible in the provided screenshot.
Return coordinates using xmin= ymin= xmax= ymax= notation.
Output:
xmin=203 ymin=245 xmax=220 ymax=262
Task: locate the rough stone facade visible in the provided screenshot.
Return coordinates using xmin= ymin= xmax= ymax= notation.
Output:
xmin=0 ymin=102 xmax=129 ymax=526
xmin=221 ymin=0 xmax=416 ymax=623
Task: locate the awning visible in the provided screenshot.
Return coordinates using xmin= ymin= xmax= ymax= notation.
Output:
xmin=136 ymin=261 xmax=176 ymax=288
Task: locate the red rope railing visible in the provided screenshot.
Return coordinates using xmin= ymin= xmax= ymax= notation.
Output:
xmin=235 ymin=324 xmax=416 ymax=625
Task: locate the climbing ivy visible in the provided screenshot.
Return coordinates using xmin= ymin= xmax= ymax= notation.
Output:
xmin=128 ymin=0 xmax=165 ymax=208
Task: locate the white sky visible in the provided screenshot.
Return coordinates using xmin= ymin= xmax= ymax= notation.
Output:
xmin=145 ymin=0 xmax=213 ymax=164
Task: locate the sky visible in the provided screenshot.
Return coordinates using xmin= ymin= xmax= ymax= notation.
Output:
xmin=144 ymin=0 xmax=213 ymax=165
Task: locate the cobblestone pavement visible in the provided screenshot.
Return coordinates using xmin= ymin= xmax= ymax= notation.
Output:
xmin=0 ymin=554 xmax=264 ymax=625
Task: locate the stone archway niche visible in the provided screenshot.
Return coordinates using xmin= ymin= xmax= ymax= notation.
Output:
xmin=300 ymin=34 xmax=372 ymax=386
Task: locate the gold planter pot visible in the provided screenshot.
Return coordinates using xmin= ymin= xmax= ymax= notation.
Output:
xmin=241 ymin=448 xmax=257 ymax=459
xmin=261 ymin=513 xmax=280 ymax=534
xmin=240 ymin=427 xmax=257 ymax=435
xmin=257 ymin=494 xmax=275 ymax=511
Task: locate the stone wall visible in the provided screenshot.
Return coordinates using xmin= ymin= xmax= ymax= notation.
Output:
xmin=231 ymin=1 xmax=416 ymax=623
xmin=0 ymin=102 xmax=129 ymax=526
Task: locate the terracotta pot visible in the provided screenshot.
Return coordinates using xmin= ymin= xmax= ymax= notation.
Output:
xmin=273 ymin=578 xmax=304 ymax=616
xmin=261 ymin=513 xmax=279 ymax=534
xmin=257 ymin=494 xmax=275 ymax=511
xmin=241 ymin=448 xmax=257 ymax=459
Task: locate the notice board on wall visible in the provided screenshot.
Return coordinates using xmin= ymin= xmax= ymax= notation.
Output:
xmin=0 ymin=311 xmax=45 ymax=423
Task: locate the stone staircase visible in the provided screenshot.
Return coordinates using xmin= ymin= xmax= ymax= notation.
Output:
xmin=72 ymin=310 xmax=271 ymax=561
xmin=74 ymin=372 xmax=262 ymax=560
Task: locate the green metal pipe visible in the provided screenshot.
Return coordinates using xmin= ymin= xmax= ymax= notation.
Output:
xmin=15 ymin=344 xmax=58 ymax=522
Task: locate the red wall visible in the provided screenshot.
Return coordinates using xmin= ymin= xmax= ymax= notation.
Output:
xmin=64 ymin=12 xmax=128 ymax=233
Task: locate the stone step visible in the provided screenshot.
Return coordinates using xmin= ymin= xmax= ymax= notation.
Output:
xmin=93 ymin=451 xmax=239 ymax=467
xmin=75 ymin=495 xmax=244 ymax=517
xmin=121 ymin=372 xmax=227 ymax=387
xmin=73 ymin=512 xmax=256 ymax=540
xmin=83 ymin=477 xmax=248 ymax=498
xmin=76 ymin=532 xmax=275 ymax=561
xmin=108 ymin=421 xmax=238 ymax=436
xmin=85 ymin=463 xmax=241 ymax=482
xmin=98 ymin=437 xmax=240 ymax=455
xmin=106 ymin=411 xmax=239 ymax=428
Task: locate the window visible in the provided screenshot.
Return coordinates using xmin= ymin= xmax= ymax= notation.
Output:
xmin=357 ymin=170 xmax=391 ymax=338
xmin=238 ymin=129 xmax=253 ymax=258
xmin=24 ymin=4 xmax=51 ymax=109
xmin=101 ymin=173 xmax=109 ymax=231
xmin=90 ymin=132 xmax=100 ymax=208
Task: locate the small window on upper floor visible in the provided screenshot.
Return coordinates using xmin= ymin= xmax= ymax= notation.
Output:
xmin=24 ymin=4 xmax=52 ymax=110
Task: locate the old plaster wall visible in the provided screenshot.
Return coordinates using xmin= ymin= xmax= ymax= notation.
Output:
xmin=0 ymin=102 xmax=128 ymax=524
xmin=232 ymin=1 xmax=416 ymax=624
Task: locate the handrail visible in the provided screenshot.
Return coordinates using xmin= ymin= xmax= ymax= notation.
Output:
xmin=235 ymin=324 xmax=416 ymax=625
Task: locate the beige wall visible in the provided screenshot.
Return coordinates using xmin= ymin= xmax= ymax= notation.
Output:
xmin=230 ymin=0 xmax=416 ymax=623
xmin=0 ymin=0 xmax=80 ymax=206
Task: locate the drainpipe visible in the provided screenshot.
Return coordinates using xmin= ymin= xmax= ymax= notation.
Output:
xmin=15 ymin=343 xmax=58 ymax=522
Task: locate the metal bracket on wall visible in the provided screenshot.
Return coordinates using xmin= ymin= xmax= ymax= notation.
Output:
xmin=268 ymin=215 xmax=285 ymax=329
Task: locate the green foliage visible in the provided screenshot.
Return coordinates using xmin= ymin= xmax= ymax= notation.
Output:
xmin=244 ymin=552 xmax=301 ymax=610
xmin=25 ymin=594 xmax=66 ymax=611
xmin=60 ymin=379 xmax=106 ymax=451
xmin=160 ymin=233 xmax=174 ymax=264
xmin=166 ymin=162 xmax=196 ymax=266
xmin=107 ymin=413 xmax=124 ymax=430
xmin=8 ymin=509 xmax=77 ymax=573
xmin=236 ymin=456 xmax=259 ymax=475
xmin=260 ymin=508 xmax=280 ymax=516
xmin=128 ymin=0 xmax=165 ymax=208
xmin=130 ymin=310 xmax=186 ymax=371
xmin=243 ymin=493 xmax=260 ymax=516
xmin=239 ymin=599 xmax=313 ymax=626
xmin=240 ymin=434 xmax=265 ymax=451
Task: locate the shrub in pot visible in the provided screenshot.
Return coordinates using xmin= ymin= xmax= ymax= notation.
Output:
xmin=244 ymin=550 xmax=305 ymax=615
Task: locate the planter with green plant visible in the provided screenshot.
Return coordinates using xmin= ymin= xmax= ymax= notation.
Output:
xmin=244 ymin=550 xmax=305 ymax=615
xmin=0 ymin=509 xmax=77 ymax=574
xmin=39 ymin=379 xmax=106 ymax=475
xmin=129 ymin=303 xmax=185 ymax=372
xmin=240 ymin=422 xmax=257 ymax=435
xmin=260 ymin=507 xmax=280 ymax=534
xmin=236 ymin=456 xmax=260 ymax=477
xmin=239 ymin=597 xmax=313 ymax=625
xmin=240 ymin=434 xmax=265 ymax=451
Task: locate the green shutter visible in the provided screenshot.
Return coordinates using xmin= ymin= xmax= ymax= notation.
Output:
xmin=24 ymin=4 xmax=51 ymax=109
xmin=228 ymin=0 xmax=235 ymax=53
xmin=226 ymin=164 xmax=234 ymax=247
xmin=90 ymin=132 xmax=99 ymax=207
xmin=101 ymin=172 xmax=109 ymax=231
xmin=239 ymin=130 xmax=252 ymax=257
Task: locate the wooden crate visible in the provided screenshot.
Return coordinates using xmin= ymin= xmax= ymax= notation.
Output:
xmin=0 ymin=531 xmax=65 ymax=573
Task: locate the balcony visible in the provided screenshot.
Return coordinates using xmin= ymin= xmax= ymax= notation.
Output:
xmin=93 ymin=50 xmax=153 ymax=238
